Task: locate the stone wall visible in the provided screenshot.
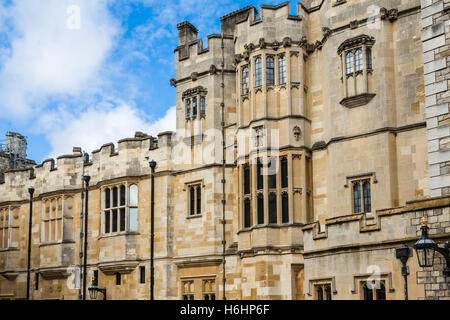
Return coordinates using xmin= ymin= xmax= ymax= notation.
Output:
xmin=0 ymin=1 xmax=448 ymax=300
xmin=422 ymin=0 xmax=450 ymax=196
xmin=302 ymin=196 xmax=450 ymax=300
xmin=412 ymin=204 xmax=450 ymax=299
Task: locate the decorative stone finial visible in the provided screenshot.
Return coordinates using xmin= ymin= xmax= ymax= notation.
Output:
xmin=420 ymin=217 xmax=428 ymax=227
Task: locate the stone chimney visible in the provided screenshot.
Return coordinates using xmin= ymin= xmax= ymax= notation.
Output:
xmin=177 ymin=21 xmax=198 ymax=46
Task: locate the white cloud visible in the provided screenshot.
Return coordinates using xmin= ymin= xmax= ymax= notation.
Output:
xmin=0 ymin=0 xmax=119 ymax=118
xmin=41 ymin=104 xmax=176 ymax=159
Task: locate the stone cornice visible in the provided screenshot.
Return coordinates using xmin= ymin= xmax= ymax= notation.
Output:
xmin=39 ymin=267 xmax=71 ymax=280
xmin=237 ymin=222 xmax=305 ymax=235
xmin=98 ymin=260 xmax=139 ymax=275
xmin=337 ymin=35 xmax=376 ymax=55
xmin=173 ymin=255 xmax=223 ymax=268
xmin=236 ymin=114 xmax=312 ymax=131
xmin=302 ymin=196 xmax=450 ymax=247
xmin=304 ymin=6 xmax=420 ymax=54
xmin=172 ymin=68 xmax=235 ymax=87
xmin=311 ymin=122 xmax=427 ymax=152
xmin=238 ymin=244 xmax=304 ymax=258
xmin=302 ymin=233 xmax=450 ymax=258
xmin=181 ymin=86 xmax=208 ymax=100
xmin=340 ymin=93 xmax=376 ymax=108
xmin=0 ymin=271 xmax=19 ymax=280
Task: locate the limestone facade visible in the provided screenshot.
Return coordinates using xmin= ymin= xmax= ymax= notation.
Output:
xmin=421 ymin=0 xmax=450 ymax=197
xmin=0 ymin=1 xmax=449 ymax=300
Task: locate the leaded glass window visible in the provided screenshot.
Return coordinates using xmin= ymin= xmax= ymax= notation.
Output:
xmin=279 ymin=55 xmax=286 ymax=84
xmin=346 ymin=51 xmax=354 ymax=74
xmin=242 ymin=66 xmax=249 ymax=94
xmin=255 ymin=57 xmax=262 ymax=87
xmin=266 ymin=56 xmax=275 ymax=85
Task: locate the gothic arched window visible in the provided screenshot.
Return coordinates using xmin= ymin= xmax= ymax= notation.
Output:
xmin=242 ymin=66 xmax=249 ymax=95
xmin=266 ymin=56 xmax=275 ymax=85
xmin=363 ymin=282 xmax=373 ymax=300
xmin=346 ymin=51 xmax=354 ymax=74
xmin=255 ymin=57 xmax=262 ymax=87
xmin=186 ymin=99 xmax=191 ymax=119
xmin=269 ymin=192 xmax=277 ymax=224
xmin=192 ymin=97 xmax=197 ymax=116
xmin=355 ymin=49 xmax=363 ymax=72
xmin=257 ymin=193 xmax=264 ymax=225
xmin=244 ymin=198 xmax=251 ymax=228
xmin=353 ymin=182 xmax=361 ymax=213
xmin=278 ymin=55 xmax=286 ymax=84
xmin=363 ymin=181 xmax=371 ymax=213
xmin=282 ymin=192 xmax=289 ymax=224
xmin=200 ymin=96 xmax=206 ymax=116
xmin=366 ymin=47 xmax=372 ymax=69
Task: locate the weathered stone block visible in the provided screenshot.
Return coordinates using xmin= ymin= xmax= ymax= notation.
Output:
xmin=424 ymin=58 xmax=447 ymax=74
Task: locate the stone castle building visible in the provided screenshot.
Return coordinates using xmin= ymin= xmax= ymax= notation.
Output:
xmin=0 ymin=0 xmax=449 ymax=300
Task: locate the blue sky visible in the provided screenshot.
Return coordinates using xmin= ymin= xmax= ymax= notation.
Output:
xmin=0 ymin=0 xmax=300 ymax=163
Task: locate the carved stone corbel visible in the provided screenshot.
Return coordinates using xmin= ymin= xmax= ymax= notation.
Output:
xmin=259 ymin=38 xmax=266 ymax=49
xmin=282 ymin=37 xmax=292 ymax=47
xmin=234 ymin=53 xmax=243 ymax=64
xmin=306 ymin=43 xmax=315 ymax=54
xmin=314 ymin=40 xmax=323 ymax=51
xmin=272 ymin=40 xmax=280 ymax=51
xmin=299 ymin=36 xmax=308 ymax=48
xmin=209 ymin=64 xmax=217 ymax=75
xmin=388 ymin=9 xmax=398 ymax=22
xmin=349 ymin=20 xmax=359 ymax=29
xmin=322 ymin=27 xmax=332 ymax=39
xmin=380 ymin=7 xmax=388 ymax=20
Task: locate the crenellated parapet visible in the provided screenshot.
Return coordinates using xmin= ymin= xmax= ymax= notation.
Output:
xmin=0 ymin=132 xmax=161 ymax=204
xmin=173 ymin=33 xmax=235 ymax=84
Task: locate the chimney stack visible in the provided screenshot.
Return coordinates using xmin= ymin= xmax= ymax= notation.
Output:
xmin=177 ymin=21 xmax=198 ymax=46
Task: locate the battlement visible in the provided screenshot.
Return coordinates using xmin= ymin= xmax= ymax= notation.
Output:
xmin=220 ymin=2 xmax=302 ymax=36
xmin=174 ymin=2 xmax=303 ymax=68
xmin=174 ymin=32 xmax=235 ymax=85
xmin=0 ymin=132 xmax=161 ymax=203
xmin=174 ymin=31 xmax=234 ymax=65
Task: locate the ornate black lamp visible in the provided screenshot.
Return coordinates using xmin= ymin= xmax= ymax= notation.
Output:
xmin=395 ymin=245 xmax=412 ymax=300
xmin=414 ymin=217 xmax=450 ymax=276
xmin=88 ymin=277 xmax=107 ymax=300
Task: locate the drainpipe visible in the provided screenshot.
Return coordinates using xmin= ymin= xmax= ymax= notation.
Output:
xmin=82 ymin=175 xmax=91 ymax=300
xmin=26 ymin=187 xmax=35 ymax=300
xmin=220 ymin=33 xmax=227 ymax=300
xmin=149 ymin=160 xmax=157 ymax=300
xmin=78 ymin=152 xmax=85 ymax=300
